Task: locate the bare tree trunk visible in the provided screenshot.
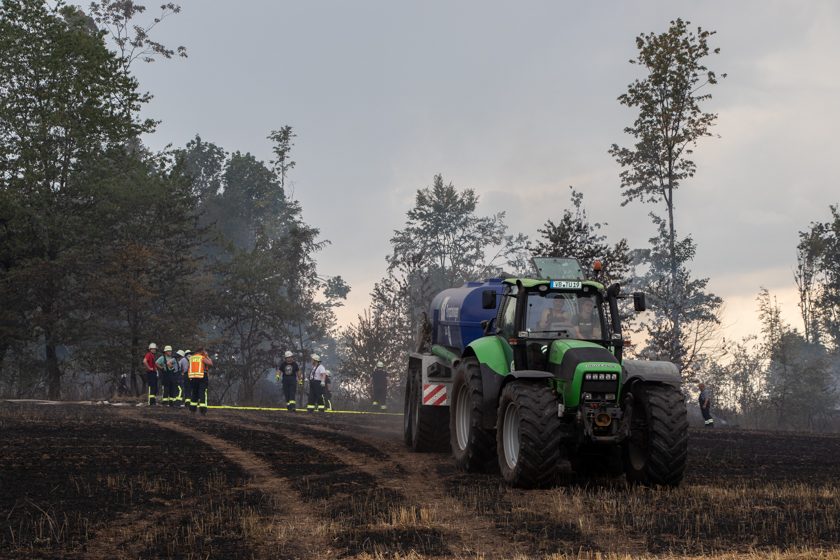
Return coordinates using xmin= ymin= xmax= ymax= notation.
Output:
xmin=666 ymin=183 xmax=682 ymax=371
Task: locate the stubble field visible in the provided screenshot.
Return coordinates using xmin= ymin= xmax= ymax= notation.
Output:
xmin=1 ymin=401 xmax=839 ymax=559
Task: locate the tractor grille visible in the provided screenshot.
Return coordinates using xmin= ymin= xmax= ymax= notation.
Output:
xmin=581 ymin=372 xmax=619 ymax=402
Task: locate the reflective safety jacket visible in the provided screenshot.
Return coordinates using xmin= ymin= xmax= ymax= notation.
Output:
xmin=188 ymin=353 xmax=208 ymax=379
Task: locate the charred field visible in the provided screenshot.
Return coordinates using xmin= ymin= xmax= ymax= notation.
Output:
xmin=1 ymin=401 xmax=839 ymax=559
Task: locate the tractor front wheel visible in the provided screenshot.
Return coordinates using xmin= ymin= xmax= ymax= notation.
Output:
xmin=623 ymin=382 xmax=688 ymax=486
xmin=497 ymin=380 xmax=563 ymax=487
xmin=450 ymin=358 xmax=495 ymax=471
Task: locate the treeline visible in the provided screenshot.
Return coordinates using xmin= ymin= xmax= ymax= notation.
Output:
xmin=0 ymin=1 xmax=345 ymax=402
xmin=336 ymin=20 xmax=840 ymax=429
xmin=2 ymin=4 xmax=838 ymax=424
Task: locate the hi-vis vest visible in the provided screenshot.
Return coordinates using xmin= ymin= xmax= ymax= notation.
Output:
xmin=188 ymin=354 xmax=207 ymax=379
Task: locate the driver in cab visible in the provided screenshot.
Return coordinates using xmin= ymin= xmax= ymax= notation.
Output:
xmin=537 ymin=298 xmax=574 ymax=331
xmin=574 ymin=297 xmax=601 ymax=339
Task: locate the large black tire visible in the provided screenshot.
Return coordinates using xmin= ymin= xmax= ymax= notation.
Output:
xmin=623 ymin=382 xmax=688 ymax=486
xmin=496 ymin=380 xmax=563 ymax=488
xmin=450 ymin=358 xmax=495 ymax=471
xmin=405 ymin=367 xmax=449 ymax=452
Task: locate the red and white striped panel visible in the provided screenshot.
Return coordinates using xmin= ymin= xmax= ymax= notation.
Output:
xmin=422 ymin=383 xmax=449 ymax=406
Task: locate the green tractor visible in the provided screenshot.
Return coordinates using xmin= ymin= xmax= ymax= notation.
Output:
xmin=404 ymin=257 xmax=688 ymax=488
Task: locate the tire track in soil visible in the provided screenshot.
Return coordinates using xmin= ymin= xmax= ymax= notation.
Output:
xmin=265 ymin=412 xmax=608 ymax=557
xmin=220 ymin=412 xmax=525 ymax=558
xmin=194 ymin=413 xmax=451 ymax=557
xmin=105 ymin=410 xmax=321 ymax=559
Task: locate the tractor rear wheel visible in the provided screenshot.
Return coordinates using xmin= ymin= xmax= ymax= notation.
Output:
xmin=450 ymin=358 xmax=495 ymax=471
xmin=497 ymin=380 xmax=562 ymax=487
xmin=406 ymin=368 xmax=449 ymax=452
xmin=623 ymin=382 xmax=688 ymax=486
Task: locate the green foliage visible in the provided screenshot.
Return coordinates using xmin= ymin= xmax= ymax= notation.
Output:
xmin=75 ymin=146 xmax=204 ymax=394
xmin=797 ymin=205 xmax=840 ymax=350
xmin=634 ymin=216 xmax=721 ymax=375
xmin=180 ymin=129 xmax=346 ymax=403
xmin=367 ymin=174 xmax=529 ymax=377
xmin=87 ymin=0 xmax=187 ymax=71
xmin=337 ymin=309 xmax=398 ymax=403
xmin=267 ymin=126 xmax=296 ymax=189
xmin=531 ymin=186 xmax=632 ymax=285
xmin=610 ymin=19 xmax=724 ymax=374
xmin=609 ymin=18 xmax=723 ymax=208
xmin=0 ymin=0 xmax=154 ymax=397
xmin=757 ymin=289 xmax=837 ymax=430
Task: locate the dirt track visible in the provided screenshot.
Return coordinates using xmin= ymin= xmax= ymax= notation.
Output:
xmin=2 ymin=401 xmax=840 ymax=559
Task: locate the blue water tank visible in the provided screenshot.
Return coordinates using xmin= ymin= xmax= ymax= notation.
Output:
xmin=430 ymin=278 xmax=505 ymax=351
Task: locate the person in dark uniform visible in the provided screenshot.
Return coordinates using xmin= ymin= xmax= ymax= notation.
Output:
xmin=371 ymin=361 xmax=388 ymax=411
xmin=307 ymin=354 xmax=326 ymax=412
xmin=156 ymin=345 xmax=179 ymax=406
xmin=698 ymin=382 xmax=714 ymax=427
xmin=276 ymin=350 xmax=300 ymax=411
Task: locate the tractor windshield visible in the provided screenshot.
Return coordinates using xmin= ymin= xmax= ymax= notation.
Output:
xmin=525 ymin=290 xmax=603 ymax=340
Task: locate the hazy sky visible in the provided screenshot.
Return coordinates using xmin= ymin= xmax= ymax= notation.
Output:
xmin=132 ymin=1 xmax=840 ymax=341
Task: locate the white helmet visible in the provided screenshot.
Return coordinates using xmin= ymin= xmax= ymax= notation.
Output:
xmin=163 ymin=345 xmax=173 ymax=352
xmin=311 ymin=354 xmax=321 ymax=362
xmin=185 ymin=349 xmax=192 ymax=355
xmin=284 ymin=351 xmax=293 ymax=358
xmin=376 ymin=361 xmax=384 ymax=368
xmin=176 ymin=350 xmax=185 ymax=357
xmin=148 ymin=342 xmax=157 ymax=350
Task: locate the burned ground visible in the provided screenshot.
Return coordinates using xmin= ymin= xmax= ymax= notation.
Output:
xmin=1 ymin=401 xmax=839 ymax=559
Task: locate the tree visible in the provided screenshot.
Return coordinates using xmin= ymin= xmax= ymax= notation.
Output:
xmin=0 ymin=0 xmax=152 ymax=397
xmin=531 ymin=186 xmax=632 ymax=285
xmin=758 ymin=288 xmax=836 ymax=430
xmin=634 ymin=216 xmax=721 ymax=375
xmin=609 ymin=19 xmax=724 ymax=368
xmin=337 ymin=308 xmax=401 ymax=404
xmin=372 ymin=174 xmax=529 ymax=368
xmin=267 ymin=126 xmax=296 ymax=190
xmin=797 ymin=205 xmax=840 ymax=350
xmin=186 ymin=131 xmax=347 ymax=403
xmin=87 ymin=0 xmax=187 ymax=73
xmin=75 ymin=145 xmax=204 ymax=396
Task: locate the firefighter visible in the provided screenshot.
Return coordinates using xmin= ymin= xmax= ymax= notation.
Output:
xmin=371 ymin=361 xmax=388 ymax=411
xmin=181 ymin=350 xmax=192 ymax=408
xmin=188 ymin=347 xmax=213 ymax=415
xmin=143 ymin=342 xmax=159 ymax=406
xmin=275 ymin=350 xmax=299 ymax=411
xmin=307 ymin=354 xmax=326 ymax=412
xmin=175 ymin=350 xmax=189 ymax=407
xmin=156 ymin=345 xmax=179 ymax=406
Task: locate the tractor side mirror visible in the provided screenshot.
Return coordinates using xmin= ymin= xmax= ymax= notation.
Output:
xmin=481 ymin=289 xmax=497 ymax=309
xmin=633 ymin=292 xmax=646 ymax=312
xmin=606 ymin=283 xmax=621 ymax=298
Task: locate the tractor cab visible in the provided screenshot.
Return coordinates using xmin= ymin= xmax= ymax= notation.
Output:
xmin=493 ymin=279 xmax=610 ymax=373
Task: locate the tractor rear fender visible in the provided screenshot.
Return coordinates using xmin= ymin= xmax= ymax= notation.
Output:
xmin=621 ymin=359 xmax=681 ymax=394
